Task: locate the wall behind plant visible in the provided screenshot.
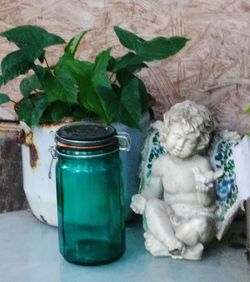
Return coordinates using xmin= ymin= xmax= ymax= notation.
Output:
xmin=0 ymin=0 xmax=250 ymax=134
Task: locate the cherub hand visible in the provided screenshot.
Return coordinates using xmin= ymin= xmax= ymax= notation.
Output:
xmin=130 ymin=194 xmax=147 ymax=214
xmin=192 ymin=167 xmax=224 ymax=193
xmin=192 ymin=167 xmax=214 ymax=193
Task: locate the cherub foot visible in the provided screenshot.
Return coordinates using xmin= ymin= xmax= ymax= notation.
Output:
xmin=144 ymin=232 xmax=185 ymax=258
xmin=167 ymin=238 xmax=185 ymax=258
xmin=183 ymin=243 xmax=204 ymax=260
xmin=144 ymin=232 xmax=170 ymax=256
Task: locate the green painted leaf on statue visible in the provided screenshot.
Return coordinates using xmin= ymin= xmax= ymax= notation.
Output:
xmin=114 ymin=26 xmax=145 ymax=52
xmin=33 ymin=65 xmax=78 ymax=104
xmin=20 ymin=75 xmax=42 ymax=98
xmin=0 ymin=25 xmax=65 ymax=50
xmin=64 ymin=30 xmax=90 ymax=58
xmin=0 ymin=93 xmax=10 ymax=104
xmin=1 ymin=48 xmax=43 ymax=83
xmin=137 ymin=36 xmax=188 ymax=61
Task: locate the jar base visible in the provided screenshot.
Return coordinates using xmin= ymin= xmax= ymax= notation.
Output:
xmin=61 ymin=239 xmax=125 ymax=265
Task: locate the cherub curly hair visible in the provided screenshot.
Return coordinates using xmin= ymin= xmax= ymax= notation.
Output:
xmin=161 ymin=100 xmax=214 ymax=152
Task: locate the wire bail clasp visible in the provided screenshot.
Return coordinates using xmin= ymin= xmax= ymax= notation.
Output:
xmin=48 ymin=146 xmax=58 ymax=179
xmin=117 ymin=132 xmax=131 ymax=151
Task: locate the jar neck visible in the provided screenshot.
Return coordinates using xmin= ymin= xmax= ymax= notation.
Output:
xmin=56 ymin=140 xmax=119 ymax=158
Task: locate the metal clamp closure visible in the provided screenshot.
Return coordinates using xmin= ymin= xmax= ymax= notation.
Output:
xmin=117 ymin=132 xmax=131 ymax=151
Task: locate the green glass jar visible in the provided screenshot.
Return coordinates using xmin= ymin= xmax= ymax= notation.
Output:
xmin=54 ymin=122 xmax=128 ymax=265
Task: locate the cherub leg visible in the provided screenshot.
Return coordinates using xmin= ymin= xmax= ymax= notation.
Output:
xmin=145 ymin=199 xmax=184 ymax=256
xmin=144 ymin=231 xmax=170 ymax=256
xmin=175 ymin=216 xmax=215 ymax=246
xmin=173 ymin=216 xmax=215 ymax=260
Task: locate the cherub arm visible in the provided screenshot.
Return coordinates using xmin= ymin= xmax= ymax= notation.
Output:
xmin=192 ymin=167 xmax=223 ymax=193
xmin=192 ymin=161 xmax=223 ymax=206
xmin=130 ymin=158 xmax=164 ymax=215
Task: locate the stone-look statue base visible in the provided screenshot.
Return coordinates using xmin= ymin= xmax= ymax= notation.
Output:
xmin=131 ymin=101 xmax=223 ymax=260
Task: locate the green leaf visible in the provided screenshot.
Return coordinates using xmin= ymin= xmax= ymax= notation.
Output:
xmin=1 ymin=48 xmax=43 ymax=82
xmin=0 ymin=25 xmax=65 ymax=50
xmin=30 ymin=95 xmax=49 ymax=126
xmin=126 ymin=62 xmax=148 ymax=73
xmin=64 ymin=30 xmax=90 ymax=58
xmin=93 ymin=48 xmax=112 ymax=89
xmin=137 ymin=36 xmax=188 ymax=61
xmin=116 ymin=68 xmax=134 ymax=86
xmin=112 ymin=52 xmax=145 ymax=72
xmin=137 ymin=78 xmax=149 ymax=112
xmin=40 ymin=101 xmax=91 ymax=124
xmin=38 ymin=50 xmax=45 ymax=63
xmin=0 ymin=76 xmax=4 ymax=87
xmin=90 ymin=48 xmax=113 ymax=122
xmin=71 ymin=105 xmax=92 ymax=120
xmin=61 ymin=57 xmax=95 ymax=108
xmin=114 ymin=26 xmax=145 ymax=51
xmin=34 ymin=65 xmax=78 ymax=104
xmin=20 ymin=75 xmax=42 ymax=98
xmin=50 ymin=102 xmax=72 ymax=122
xmin=0 ymin=93 xmax=10 ymax=104
xmin=16 ymin=98 xmax=34 ymax=125
xmin=118 ymin=77 xmax=141 ymax=128
xmin=114 ymin=26 xmax=188 ymax=62
xmin=102 ymin=78 xmax=142 ymax=128
xmin=116 ymin=69 xmax=148 ymax=113
xmin=245 ymin=106 xmax=250 ymax=114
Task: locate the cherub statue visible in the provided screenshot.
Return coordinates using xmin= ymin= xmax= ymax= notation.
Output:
xmin=131 ymin=101 xmax=223 ymax=260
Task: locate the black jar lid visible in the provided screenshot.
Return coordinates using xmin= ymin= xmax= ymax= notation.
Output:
xmin=55 ymin=122 xmax=117 ymax=148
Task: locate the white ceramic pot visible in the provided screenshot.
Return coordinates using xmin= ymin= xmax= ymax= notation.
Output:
xmin=21 ymin=124 xmax=63 ymax=226
xmin=21 ymin=113 xmax=150 ymax=226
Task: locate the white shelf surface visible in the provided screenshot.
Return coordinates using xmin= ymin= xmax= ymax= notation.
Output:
xmin=0 ymin=210 xmax=249 ymax=282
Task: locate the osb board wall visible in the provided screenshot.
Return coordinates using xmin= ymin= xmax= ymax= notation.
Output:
xmin=0 ymin=0 xmax=250 ymax=134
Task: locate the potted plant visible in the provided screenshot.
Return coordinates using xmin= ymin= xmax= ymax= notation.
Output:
xmin=0 ymin=25 xmax=188 ymax=225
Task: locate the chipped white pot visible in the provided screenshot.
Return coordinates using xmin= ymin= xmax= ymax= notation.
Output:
xmin=21 ymin=123 xmax=64 ymax=226
xmin=21 ymin=113 xmax=150 ymax=226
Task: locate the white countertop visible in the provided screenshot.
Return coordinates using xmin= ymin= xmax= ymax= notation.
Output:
xmin=0 ymin=210 xmax=249 ymax=282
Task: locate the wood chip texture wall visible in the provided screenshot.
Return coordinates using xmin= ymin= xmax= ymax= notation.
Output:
xmin=0 ymin=0 xmax=250 ymax=134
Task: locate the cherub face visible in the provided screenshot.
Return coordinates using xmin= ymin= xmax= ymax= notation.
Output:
xmin=164 ymin=123 xmax=198 ymax=159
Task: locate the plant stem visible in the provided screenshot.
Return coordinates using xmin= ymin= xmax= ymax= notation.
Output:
xmin=44 ymin=57 xmax=50 ymax=69
xmin=109 ymin=72 xmax=115 ymax=83
xmin=9 ymin=98 xmax=17 ymax=104
xmin=44 ymin=57 xmax=56 ymax=77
